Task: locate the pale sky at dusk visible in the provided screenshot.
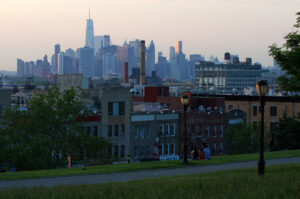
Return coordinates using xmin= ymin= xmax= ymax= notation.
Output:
xmin=0 ymin=0 xmax=299 ymax=71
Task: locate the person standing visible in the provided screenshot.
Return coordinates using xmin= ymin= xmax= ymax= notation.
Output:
xmin=203 ymin=143 xmax=211 ymax=160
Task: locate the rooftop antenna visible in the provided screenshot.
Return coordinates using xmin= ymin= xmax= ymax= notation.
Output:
xmin=89 ymin=6 xmax=91 ymax=19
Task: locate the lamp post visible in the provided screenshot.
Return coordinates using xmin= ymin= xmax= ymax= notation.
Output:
xmin=181 ymin=95 xmax=189 ymax=164
xmin=256 ymin=80 xmax=268 ymax=175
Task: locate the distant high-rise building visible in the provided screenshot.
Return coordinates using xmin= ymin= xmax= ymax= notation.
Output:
xmin=169 ymin=46 xmax=175 ymax=61
xmin=55 ymin=44 xmax=60 ymax=55
xmin=17 ymin=59 xmax=24 ymax=76
xmin=65 ymin=48 xmax=75 ymax=58
xmin=94 ymin=35 xmax=110 ymax=54
xmin=189 ymin=54 xmax=204 ymax=80
xmin=58 ymin=53 xmax=76 ymax=75
xmin=175 ymin=41 xmax=182 ymax=55
xmin=155 ymin=52 xmax=169 ymax=80
xmin=52 ymin=44 xmax=61 ymax=74
xmin=146 ymin=40 xmax=155 ymax=76
xmin=79 ymin=47 xmax=95 ymax=78
xmin=85 ymin=11 xmax=94 ymax=48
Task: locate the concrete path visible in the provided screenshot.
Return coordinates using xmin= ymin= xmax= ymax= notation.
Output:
xmin=1 ymin=157 xmax=299 ymax=189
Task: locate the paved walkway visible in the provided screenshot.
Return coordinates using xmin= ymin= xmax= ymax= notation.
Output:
xmin=1 ymin=157 xmax=299 ymax=189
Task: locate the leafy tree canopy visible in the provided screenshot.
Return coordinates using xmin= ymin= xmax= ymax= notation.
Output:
xmin=0 ymin=87 xmax=110 ymax=171
xmin=269 ymin=12 xmax=300 ymax=92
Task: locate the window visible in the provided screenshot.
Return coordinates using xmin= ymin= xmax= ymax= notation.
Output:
xmin=219 ymin=143 xmax=223 ymax=154
xmin=146 ymin=146 xmax=150 ymax=155
xmin=108 ymin=126 xmax=112 ymax=137
xmin=121 ymin=125 xmax=125 ymax=137
xmin=114 ymin=125 xmax=119 ymax=136
xmin=253 ymin=105 xmax=257 ymax=116
xmin=219 ymin=125 xmax=223 ymax=137
xmin=170 ymin=144 xmax=175 ymax=154
xmin=270 ymin=106 xmax=277 ymax=116
xmin=135 ymin=127 xmax=138 ymax=138
xmin=270 ymin=122 xmax=277 ymax=132
xmin=159 ymin=124 xmax=164 ymax=136
xmin=165 ymin=144 xmax=169 ymax=155
xmin=93 ymin=126 xmax=98 ymax=136
xmin=108 ymin=102 xmax=113 ymax=115
xmin=108 ymin=102 xmax=125 ymax=116
xmin=164 ymin=124 xmax=169 ymax=136
xmin=170 ymin=124 xmax=176 ymax=136
xmin=119 ymin=102 xmax=125 ymax=115
xmin=206 ymin=126 xmax=210 ymax=137
xmin=140 ymin=127 xmax=144 ymax=138
xmin=198 ymin=125 xmax=202 ymax=137
xmin=113 ymin=102 xmax=119 ymax=115
xmin=140 ymin=146 xmax=144 ymax=156
xmin=191 ymin=125 xmax=195 ymax=137
xmin=213 ymin=143 xmax=216 ymax=155
xmin=147 ymin=127 xmax=151 ymax=137
xmin=134 ymin=146 xmax=139 ymax=157
xmin=229 ymin=104 xmax=233 ymax=110
xmin=120 ymin=145 xmax=125 ymax=158
xmin=159 ymin=144 xmax=164 ymax=156
xmin=213 ymin=125 xmax=217 ymax=137
xmin=86 ymin=126 xmax=91 ymax=135
xmin=114 ymin=146 xmax=119 ymax=157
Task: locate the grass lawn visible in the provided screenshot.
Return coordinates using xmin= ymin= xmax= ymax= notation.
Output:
xmin=0 ymin=149 xmax=299 ymax=181
xmin=1 ymin=163 xmax=300 ymax=199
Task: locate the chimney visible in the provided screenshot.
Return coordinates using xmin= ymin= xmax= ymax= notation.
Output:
xmin=124 ymin=62 xmax=129 ymax=83
xmin=140 ymin=40 xmax=145 ymax=85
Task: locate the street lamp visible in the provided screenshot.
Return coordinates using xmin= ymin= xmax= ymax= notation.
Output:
xmin=181 ymin=95 xmax=189 ymax=164
xmin=256 ymin=80 xmax=268 ymax=175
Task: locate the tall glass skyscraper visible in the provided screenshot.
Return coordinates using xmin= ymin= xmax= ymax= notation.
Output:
xmin=85 ymin=11 xmax=94 ymax=48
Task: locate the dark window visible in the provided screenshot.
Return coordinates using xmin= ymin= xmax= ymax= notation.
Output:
xmin=229 ymin=105 xmax=233 ymax=110
xmin=119 ymin=102 xmax=125 ymax=115
xmin=134 ymin=146 xmax=139 ymax=157
xmin=140 ymin=146 xmax=144 ymax=156
xmin=270 ymin=106 xmax=277 ymax=116
xmin=270 ymin=122 xmax=277 ymax=132
xmin=198 ymin=125 xmax=202 ymax=137
xmin=86 ymin=126 xmax=91 ymax=135
xmin=159 ymin=124 xmax=163 ymax=136
xmin=121 ymin=125 xmax=125 ymax=137
xmin=93 ymin=126 xmax=98 ymax=136
xmin=108 ymin=102 xmax=113 ymax=115
xmin=114 ymin=146 xmax=119 ymax=157
xmin=108 ymin=125 xmax=112 ymax=137
xmin=253 ymin=105 xmax=257 ymax=116
xmin=120 ymin=145 xmax=125 ymax=158
xmin=114 ymin=125 xmax=119 ymax=136
xmin=191 ymin=125 xmax=195 ymax=136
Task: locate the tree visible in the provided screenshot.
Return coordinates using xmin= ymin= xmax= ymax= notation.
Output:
xmin=269 ymin=12 xmax=300 ymax=92
xmin=0 ymin=87 xmax=110 ymax=170
xmin=224 ymin=123 xmax=260 ymax=155
xmin=273 ymin=114 xmax=300 ymax=150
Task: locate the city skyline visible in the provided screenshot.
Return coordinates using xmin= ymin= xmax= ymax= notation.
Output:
xmin=1 ymin=0 xmax=300 ymax=70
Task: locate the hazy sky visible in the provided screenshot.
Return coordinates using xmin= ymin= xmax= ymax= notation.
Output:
xmin=0 ymin=0 xmax=299 ymax=71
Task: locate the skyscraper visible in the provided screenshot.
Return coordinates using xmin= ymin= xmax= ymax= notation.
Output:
xmin=52 ymin=44 xmax=61 ymax=74
xmin=85 ymin=10 xmax=94 ymax=48
xmin=17 ymin=59 xmax=24 ymax=76
xmin=146 ymin=40 xmax=155 ymax=76
xmin=175 ymin=41 xmax=182 ymax=55
xmin=79 ymin=47 xmax=95 ymax=78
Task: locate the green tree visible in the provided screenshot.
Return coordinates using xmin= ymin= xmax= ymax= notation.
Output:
xmin=273 ymin=114 xmax=300 ymax=150
xmin=0 ymin=87 xmax=110 ymax=170
xmin=269 ymin=12 xmax=300 ymax=92
xmin=224 ymin=123 xmax=260 ymax=155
